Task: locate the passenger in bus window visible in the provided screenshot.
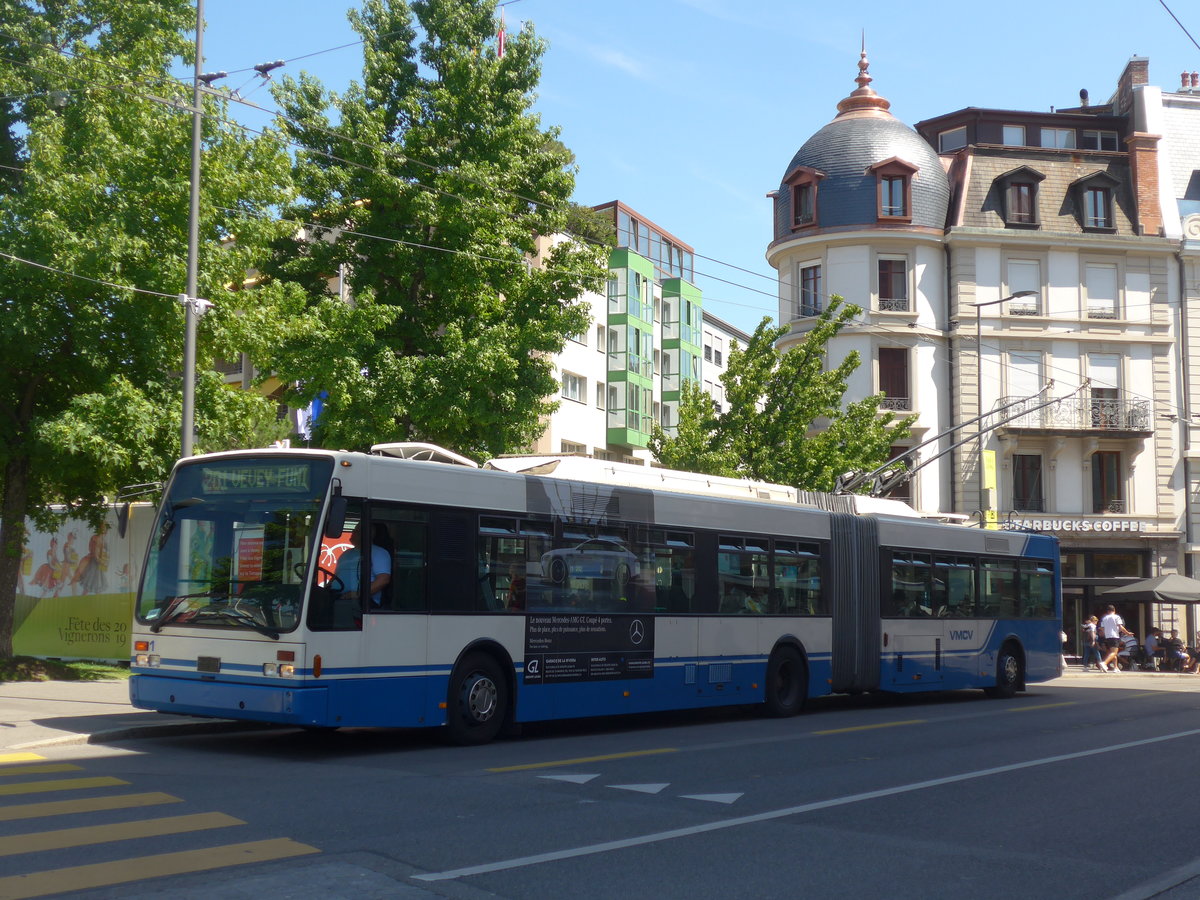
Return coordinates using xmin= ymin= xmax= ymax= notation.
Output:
xmin=337 ymin=523 xmax=392 ymax=607
xmin=507 ymin=564 xmax=526 ymax=610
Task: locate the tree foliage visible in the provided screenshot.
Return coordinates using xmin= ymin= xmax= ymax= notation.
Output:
xmin=0 ymin=0 xmax=298 ymax=654
xmin=650 ymin=298 xmax=914 ymax=492
xmin=255 ymin=0 xmax=610 ymax=458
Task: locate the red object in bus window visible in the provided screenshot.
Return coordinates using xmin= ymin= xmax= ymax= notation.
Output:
xmin=318 ymin=532 xmax=354 ymax=586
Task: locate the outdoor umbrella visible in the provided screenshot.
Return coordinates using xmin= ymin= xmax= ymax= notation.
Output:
xmin=1102 ymin=573 xmax=1200 ymax=604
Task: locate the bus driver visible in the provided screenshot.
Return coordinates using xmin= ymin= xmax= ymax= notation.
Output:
xmin=337 ymin=523 xmax=392 ymax=607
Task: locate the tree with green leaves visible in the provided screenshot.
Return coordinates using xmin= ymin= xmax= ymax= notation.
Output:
xmin=0 ymin=0 xmax=298 ymax=656
xmin=256 ymin=0 xmax=610 ymax=459
xmin=650 ymin=297 xmax=914 ymax=492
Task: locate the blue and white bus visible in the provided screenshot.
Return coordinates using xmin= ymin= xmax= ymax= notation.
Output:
xmin=129 ymin=444 xmax=1062 ymax=744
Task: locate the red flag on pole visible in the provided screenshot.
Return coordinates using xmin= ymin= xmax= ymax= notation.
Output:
xmin=497 ymin=8 xmax=506 ymax=58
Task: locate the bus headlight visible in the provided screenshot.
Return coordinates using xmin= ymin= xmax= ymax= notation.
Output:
xmin=136 ymin=653 xmax=161 ymax=667
xmin=279 ymin=664 xmax=295 ymax=678
xmin=262 ymin=663 xmax=295 ymax=678
xmin=262 ymin=663 xmax=277 ymax=677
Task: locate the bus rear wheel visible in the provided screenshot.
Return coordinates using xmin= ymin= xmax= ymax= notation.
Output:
xmin=446 ymin=652 xmax=509 ymax=745
xmin=985 ymin=645 xmax=1023 ymax=699
xmin=764 ymin=646 xmax=807 ymax=717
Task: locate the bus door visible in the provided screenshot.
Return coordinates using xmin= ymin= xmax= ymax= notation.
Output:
xmin=884 ymin=552 xmax=944 ymax=686
xmin=358 ymin=505 xmax=432 ymax=724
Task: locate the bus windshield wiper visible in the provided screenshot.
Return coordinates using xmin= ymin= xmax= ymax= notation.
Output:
xmin=206 ymin=608 xmax=280 ymax=640
xmin=148 ymin=591 xmax=227 ymax=632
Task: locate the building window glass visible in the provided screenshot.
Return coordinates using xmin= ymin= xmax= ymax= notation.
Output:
xmin=798 ymin=263 xmax=822 ymax=317
xmin=1006 ymin=259 xmax=1041 ymax=314
xmin=1041 ymin=127 xmax=1076 ymax=149
xmin=1084 ymin=187 xmax=1112 ymax=229
xmin=596 ymin=382 xmax=606 ymax=409
xmin=1092 ymin=451 xmax=1124 ymax=513
xmin=938 ymin=126 xmax=967 ymax=151
xmin=881 ymin=175 xmax=907 ymax=217
xmin=793 ymin=183 xmax=814 ymax=226
xmin=878 ymin=348 xmax=910 ymax=411
xmin=878 ymin=257 xmax=908 ymax=311
xmin=1085 ymin=263 xmax=1119 ymax=319
xmin=561 ymin=372 xmax=585 ymax=403
xmin=1002 ymin=125 xmax=1026 ymax=146
xmin=1081 ymin=130 xmax=1119 ymax=151
xmin=1013 ymin=454 xmax=1044 ymax=512
xmin=560 ymin=440 xmax=586 ymax=455
xmin=1009 ymin=183 xmax=1035 ymax=224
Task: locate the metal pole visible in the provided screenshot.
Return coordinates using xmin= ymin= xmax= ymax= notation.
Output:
xmin=181 ymin=0 xmax=204 ymax=458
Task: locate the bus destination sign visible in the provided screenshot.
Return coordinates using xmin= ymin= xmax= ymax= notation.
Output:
xmin=201 ymin=464 xmax=311 ymax=494
xmin=523 ymin=613 xmax=654 ymax=684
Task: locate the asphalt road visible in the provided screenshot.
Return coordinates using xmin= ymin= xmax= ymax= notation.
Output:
xmin=6 ymin=676 xmax=1200 ymax=899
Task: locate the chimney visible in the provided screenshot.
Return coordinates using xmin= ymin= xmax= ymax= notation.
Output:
xmin=1193 ymin=71 xmax=1199 ymax=90
xmin=1114 ymin=56 xmax=1149 ymax=116
xmin=1126 ymin=132 xmax=1163 ymax=236
xmin=1080 ymin=88 xmax=1089 ymax=108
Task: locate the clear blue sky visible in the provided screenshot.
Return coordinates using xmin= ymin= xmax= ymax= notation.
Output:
xmin=193 ymin=0 xmax=1200 ymax=335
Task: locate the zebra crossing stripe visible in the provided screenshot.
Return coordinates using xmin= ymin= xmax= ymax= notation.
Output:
xmin=0 ymin=837 xmax=320 ymax=899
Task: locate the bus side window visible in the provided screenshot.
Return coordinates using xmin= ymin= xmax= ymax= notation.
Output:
xmin=370 ymin=505 xmax=430 ymax=613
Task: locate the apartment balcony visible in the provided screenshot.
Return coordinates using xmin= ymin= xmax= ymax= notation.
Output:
xmin=879 ymin=396 xmax=912 ymax=412
xmin=994 ymin=395 xmax=1152 ymax=436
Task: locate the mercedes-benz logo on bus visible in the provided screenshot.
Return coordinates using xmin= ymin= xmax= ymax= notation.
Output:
xmin=629 ymin=619 xmax=645 ymax=645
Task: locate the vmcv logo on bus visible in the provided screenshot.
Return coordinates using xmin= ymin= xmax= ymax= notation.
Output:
xmin=949 ymin=630 xmax=974 ymax=641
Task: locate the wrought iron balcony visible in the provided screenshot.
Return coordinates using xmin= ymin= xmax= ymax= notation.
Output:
xmin=995 ymin=395 xmax=1151 ymax=435
xmin=878 ymin=298 xmax=909 ymax=312
xmin=879 ymin=396 xmax=912 ymax=411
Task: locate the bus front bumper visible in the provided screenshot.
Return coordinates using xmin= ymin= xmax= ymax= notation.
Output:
xmin=129 ymin=674 xmax=329 ymax=726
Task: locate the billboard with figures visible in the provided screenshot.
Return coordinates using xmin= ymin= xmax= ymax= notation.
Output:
xmin=10 ymin=504 xmax=155 ymax=661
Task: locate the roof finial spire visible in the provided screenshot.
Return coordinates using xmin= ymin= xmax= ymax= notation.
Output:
xmin=836 ymin=34 xmax=891 ymax=118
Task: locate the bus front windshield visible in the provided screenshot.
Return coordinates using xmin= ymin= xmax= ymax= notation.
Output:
xmin=137 ymin=457 xmax=335 ymax=636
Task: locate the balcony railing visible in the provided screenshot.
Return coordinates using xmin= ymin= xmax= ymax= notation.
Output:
xmin=996 ymin=395 xmax=1151 ymax=433
xmin=879 ymin=298 xmax=909 ymax=312
xmin=879 ymin=396 xmax=912 ymax=411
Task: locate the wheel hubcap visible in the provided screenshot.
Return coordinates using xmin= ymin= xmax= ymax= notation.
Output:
xmin=1001 ymin=655 xmax=1019 ymax=684
xmin=466 ymin=675 xmax=498 ymax=723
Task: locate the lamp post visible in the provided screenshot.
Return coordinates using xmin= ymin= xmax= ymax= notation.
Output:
xmin=971 ymin=290 xmax=1038 ymax=519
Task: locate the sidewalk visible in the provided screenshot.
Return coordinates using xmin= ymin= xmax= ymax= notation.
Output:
xmin=0 ymin=680 xmax=252 ymax=751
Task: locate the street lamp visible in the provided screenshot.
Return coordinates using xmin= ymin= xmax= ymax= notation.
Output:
xmin=970 ymin=290 xmax=1038 ymax=518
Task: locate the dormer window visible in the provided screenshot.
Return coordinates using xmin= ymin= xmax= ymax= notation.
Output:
xmin=1071 ymin=171 xmax=1121 ymax=233
xmin=1085 ymin=186 xmax=1112 ymax=228
xmin=868 ymin=157 xmax=917 ymax=224
xmin=782 ymin=165 xmax=825 ymax=231
xmin=995 ymin=166 xmax=1045 ymax=228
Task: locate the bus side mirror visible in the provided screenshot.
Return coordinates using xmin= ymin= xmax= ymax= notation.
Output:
xmin=324 ymin=493 xmax=347 ymax=539
xmin=116 ymin=503 xmax=131 ymax=539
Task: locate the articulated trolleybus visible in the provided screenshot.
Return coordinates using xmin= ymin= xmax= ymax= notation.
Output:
xmin=130 ymin=444 xmax=1062 ymax=743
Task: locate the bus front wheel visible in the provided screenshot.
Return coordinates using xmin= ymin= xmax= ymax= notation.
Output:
xmin=764 ymin=646 xmax=807 ymax=717
xmin=446 ymin=652 xmax=509 ymax=745
xmin=985 ymin=645 xmax=1023 ymax=699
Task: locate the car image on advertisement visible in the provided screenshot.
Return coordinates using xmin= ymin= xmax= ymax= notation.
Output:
xmin=541 ymin=538 xmax=639 ymax=585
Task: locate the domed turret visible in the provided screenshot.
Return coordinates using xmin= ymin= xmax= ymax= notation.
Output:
xmin=772 ymin=52 xmax=950 ymax=240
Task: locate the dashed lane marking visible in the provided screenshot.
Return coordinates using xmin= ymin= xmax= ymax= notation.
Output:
xmin=812 ymin=719 xmax=925 ymax=735
xmin=0 ymin=812 xmax=245 ymax=856
xmin=0 ymin=838 xmax=320 ymax=899
xmin=0 ymin=777 xmax=127 ymax=798
xmin=1005 ymin=702 xmax=1077 ymax=712
xmin=0 ymin=792 xmax=181 ymax=823
xmin=488 ymin=748 xmax=677 ymax=772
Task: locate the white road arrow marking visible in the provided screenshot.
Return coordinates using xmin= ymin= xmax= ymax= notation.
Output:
xmin=608 ymin=783 xmax=669 ymax=794
xmin=680 ymin=793 xmax=743 ymax=805
xmin=539 ymin=774 xmax=600 ymax=784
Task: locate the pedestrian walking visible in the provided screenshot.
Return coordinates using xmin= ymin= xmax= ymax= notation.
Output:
xmin=1099 ymin=604 xmax=1132 ymax=672
xmin=1081 ymin=615 xmax=1106 ymax=671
